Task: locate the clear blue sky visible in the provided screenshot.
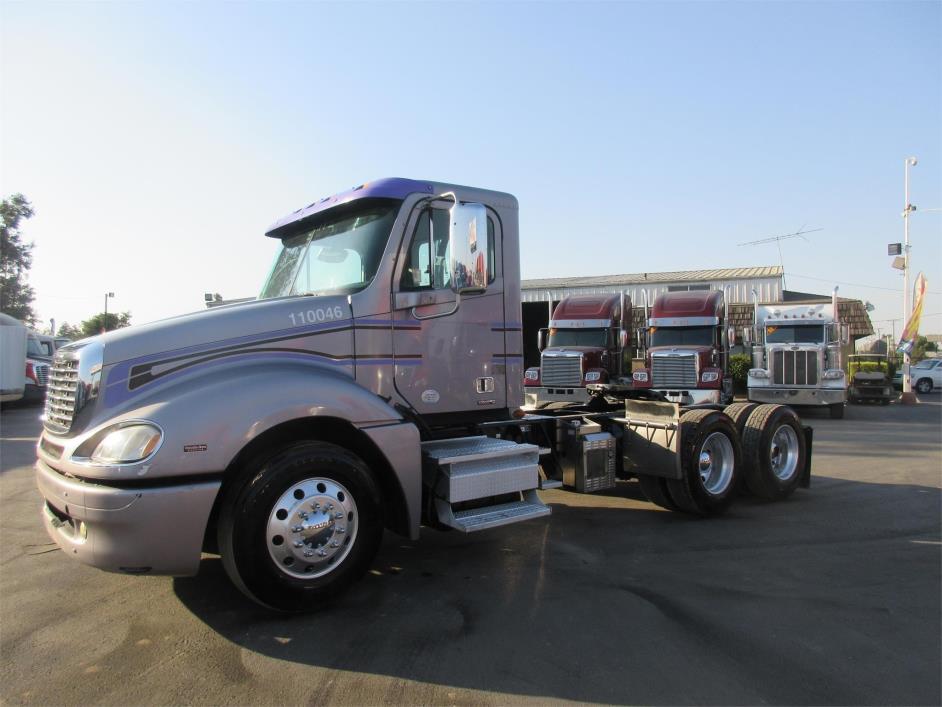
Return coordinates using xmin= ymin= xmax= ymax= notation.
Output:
xmin=2 ymin=1 xmax=940 ymax=340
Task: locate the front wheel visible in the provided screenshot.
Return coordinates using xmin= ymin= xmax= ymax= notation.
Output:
xmin=218 ymin=441 xmax=383 ymax=611
xmin=666 ymin=409 xmax=742 ymax=516
xmin=916 ymin=378 xmax=933 ymax=394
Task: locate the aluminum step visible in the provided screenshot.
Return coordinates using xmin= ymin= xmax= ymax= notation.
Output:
xmin=435 ymin=490 xmax=551 ymax=533
xmin=422 ymin=436 xmax=540 ymax=503
xmin=539 ymin=478 xmax=563 ymax=489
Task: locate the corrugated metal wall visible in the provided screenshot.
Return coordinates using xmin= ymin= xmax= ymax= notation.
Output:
xmin=521 ymin=277 xmax=783 ymax=305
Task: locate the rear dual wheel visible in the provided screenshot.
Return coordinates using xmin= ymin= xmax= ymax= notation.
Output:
xmin=639 ymin=409 xmax=742 ymax=516
xmin=741 ymin=404 xmax=807 ymax=501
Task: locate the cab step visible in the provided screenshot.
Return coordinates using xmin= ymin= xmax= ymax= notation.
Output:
xmin=436 ymin=491 xmax=551 ymax=532
xmin=422 ymin=436 xmax=550 ymax=532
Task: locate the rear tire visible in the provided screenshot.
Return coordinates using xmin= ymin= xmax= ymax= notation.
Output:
xmin=829 ymin=403 xmax=845 ymax=419
xmin=638 ymin=474 xmax=681 ymax=511
xmin=665 ymin=409 xmax=741 ymax=516
xmin=723 ymin=402 xmax=758 ymax=437
xmin=218 ymin=441 xmax=383 ymax=611
xmin=742 ymin=404 xmax=806 ymax=501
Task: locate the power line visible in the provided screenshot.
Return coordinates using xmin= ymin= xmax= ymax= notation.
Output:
xmin=790 ymin=272 xmax=942 ymax=295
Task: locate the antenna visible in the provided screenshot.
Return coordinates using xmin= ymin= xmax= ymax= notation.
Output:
xmin=738 ymin=226 xmax=821 ymax=290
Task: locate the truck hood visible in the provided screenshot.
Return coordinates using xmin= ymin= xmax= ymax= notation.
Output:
xmin=92 ymin=296 xmax=350 ymax=367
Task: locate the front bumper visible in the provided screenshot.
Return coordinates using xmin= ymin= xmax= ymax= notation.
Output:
xmin=849 ymin=384 xmax=894 ymax=400
xmin=748 ymin=387 xmax=845 ymax=406
xmin=36 ymin=459 xmax=220 ymax=576
xmin=652 ymin=388 xmax=721 ymax=406
xmin=525 ymin=386 xmax=591 ymax=407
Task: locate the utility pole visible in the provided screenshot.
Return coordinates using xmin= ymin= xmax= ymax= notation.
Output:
xmin=901 ymin=158 xmax=917 ymax=404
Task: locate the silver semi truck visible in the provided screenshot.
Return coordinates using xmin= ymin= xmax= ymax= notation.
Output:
xmin=36 ymin=179 xmax=812 ymax=610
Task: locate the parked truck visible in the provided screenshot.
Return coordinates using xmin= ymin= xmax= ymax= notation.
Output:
xmin=35 ymin=178 xmax=812 ymax=611
xmin=523 ymin=294 xmax=632 ymax=407
xmin=631 ymin=290 xmax=734 ymax=405
xmin=746 ymin=289 xmax=848 ymax=418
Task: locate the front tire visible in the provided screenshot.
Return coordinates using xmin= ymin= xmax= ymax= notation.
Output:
xmin=666 ymin=409 xmax=741 ymax=516
xmin=218 ymin=441 xmax=383 ymax=611
xmin=916 ymin=378 xmax=933 ymax=394
xmin=742 ymin=404 xmax=806 ymax=501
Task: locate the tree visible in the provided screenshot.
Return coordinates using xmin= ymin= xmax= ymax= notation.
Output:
xmin=56 ymin=322 xmax=83 ymax=340
xmin=0 ymin=194 xmax=36 ymax=325
xmin=78 ymin=311 xmax=132 ymax=339
xmin=911 ymin=335 xmax=939 ymax=363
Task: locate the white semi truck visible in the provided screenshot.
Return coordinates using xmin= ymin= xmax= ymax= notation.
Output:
xmin=35 ymin=178 xmax=814 ymax=611
xmin=747 ymin=288 xmax=849 ymax=419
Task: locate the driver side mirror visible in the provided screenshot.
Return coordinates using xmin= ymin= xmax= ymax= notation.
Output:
xmin=841 ymin=323 xmax=850 ymax=346
xmin=727 ymin=326 xmax=737 ymax=347
xmin=619 ymin=329 xmax=629 ymax=351
xmin=537 ymin=328 xmax=548 ymax=352
xmin=449 ymin=202 xmax=489 ymax=294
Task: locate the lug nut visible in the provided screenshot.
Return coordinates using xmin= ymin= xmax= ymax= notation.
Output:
xmin=330 ymin=541 xmax=339 ymax=548
xmin=303 ymin=550 xmax=314 ymax=558
xmin=299 ymin=511 xmax=309 ymax=520
xmin=317 ymin=549 xmax=327 ymax=557
xmin=336 ymin=527 xmax=345 ymax=534
xmin=293 ymin=541 xmax=304 ymax=548
xmin=292 ymin=526 xmax=303 ymax=533
xmin=312 ymin=502 xmax=320 ymax=510
xmin=326 ymin=503 xmax=334 ymax=511
xmin=334 ymin=512 xmax=343 ymax=519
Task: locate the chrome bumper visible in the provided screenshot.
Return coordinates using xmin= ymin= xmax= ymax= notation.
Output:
xmin=653 ymin=388 xmax=722 ymax=406
xmin=525 ymin=386 xmax=591 ymax=407
xmin=748 ymin=387 xmax=846 ymax=406
xmin=36 ymin=459 xmax=220 ymax=576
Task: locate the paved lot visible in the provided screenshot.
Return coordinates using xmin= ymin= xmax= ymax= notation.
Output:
xmin=2 ymin=399 xmax=940 ymax=706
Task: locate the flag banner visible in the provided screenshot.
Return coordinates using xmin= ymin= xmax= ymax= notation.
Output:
xmin=897 ymin=272 xmax=928 ymax=355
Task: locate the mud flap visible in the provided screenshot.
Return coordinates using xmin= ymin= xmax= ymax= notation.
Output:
xmin=799 ymin=425 xmax=814 ymax=488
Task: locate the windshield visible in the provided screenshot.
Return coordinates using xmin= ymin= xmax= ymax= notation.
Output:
xmin=259 ymin=198 xmax=401 ymax=299
xmin=765 ymin=324 xmax=825 ymax=344
xmin=650 ymin=326 xmax=714 ymax=348
xmin=913 ymin=360 xmax=937 ymax=369
xmin=547 ymin=328 xmax=609 ymax=348
xmin=27 ymin=337 xmax=52 ymax=357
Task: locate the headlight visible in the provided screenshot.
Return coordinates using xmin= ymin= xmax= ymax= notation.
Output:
xmin=524 ymin=369 xmax=540 ymax=381
xmin=632 ymin=371 xmax=649 ymax=382
xmin=823 ymin=370 xmax=845 ymax=380
xmin=87 ymin=423 xmax=162 ymax=464
xmin=749 ymin=369 xmax=769 ymax=379
xmin=701 ymin=371 xmax=719 ymax=383
xmin=585 ymin=371 xmax=601 ymax=382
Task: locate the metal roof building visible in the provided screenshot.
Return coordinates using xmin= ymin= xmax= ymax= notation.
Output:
xmin=522 ymin=265 xmax=784 ymax=306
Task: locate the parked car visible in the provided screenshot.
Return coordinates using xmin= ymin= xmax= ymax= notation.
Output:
xmin=893 ymin=358 xmax=942 ymax=393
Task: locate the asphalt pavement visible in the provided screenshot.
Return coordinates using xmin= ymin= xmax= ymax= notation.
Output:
xmin=1 ymin=398 xmax=940 ymax=705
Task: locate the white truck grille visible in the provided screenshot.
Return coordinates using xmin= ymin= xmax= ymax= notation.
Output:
xmin=43 ymin=358 xmax=80 ymax=434
xmin=772 ymin=349 xmax=819 ymax=386
xmin=652 ymin=354 xmax=697 ymax=388
xmin=541 ymin=355 xmax=582 ymax=387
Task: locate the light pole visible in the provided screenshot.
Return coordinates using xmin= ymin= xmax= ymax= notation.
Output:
xmin=901 ymin=157 xmax=917 ymax=404
xmin=104 ymin=291 xmax=114 ymax=320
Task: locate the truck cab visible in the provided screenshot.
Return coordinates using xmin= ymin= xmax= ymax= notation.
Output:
xmin=631 ymin=290 xmax=733 ymax=405
xmin=523 ymin=294 xmax=630 ymax=407
xmin=747 ymin=293 xmax=848 ymax=418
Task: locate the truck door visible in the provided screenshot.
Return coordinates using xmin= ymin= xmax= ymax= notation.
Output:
xmin=391 ymin=202 xmax=505 ymax=416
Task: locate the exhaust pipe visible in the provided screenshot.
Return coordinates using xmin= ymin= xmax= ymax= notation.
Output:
xmin=832 ymin=286 xmax=839 ymax=319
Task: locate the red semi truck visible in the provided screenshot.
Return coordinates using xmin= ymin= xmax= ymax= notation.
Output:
xmin=632 ymin=290 xmax=734 ymax=405
xmin=523 ymin=294 xmax=632 ymax=407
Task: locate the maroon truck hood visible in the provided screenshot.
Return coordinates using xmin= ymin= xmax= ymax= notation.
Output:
xmin=544 ymin=346 xmax=606 ymax=370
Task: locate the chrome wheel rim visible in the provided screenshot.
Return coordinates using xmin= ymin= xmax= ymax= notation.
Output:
xmin=769 ymin=424 xmax=800 ymax=481
xmin=697 ymin=431 xmax=735 ymax=496
xmin=266 ymin=477 xmax=358 ymax=579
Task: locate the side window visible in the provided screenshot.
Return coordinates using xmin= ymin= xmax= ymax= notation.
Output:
xmin=401 ymin=208 xmax=498 ymax=290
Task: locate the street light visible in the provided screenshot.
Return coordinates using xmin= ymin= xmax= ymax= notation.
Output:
xmin=901 ymin=157 xmax=917 ymax=404
xmin=104 ymin=291 xmax=115 ymax=318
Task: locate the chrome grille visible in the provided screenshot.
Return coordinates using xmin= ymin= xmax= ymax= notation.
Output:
xmin=652 ymin=354 xmax=697 ymax=388
xmin=541 ymin=355 xmax=583 ymax=387
xmin=44 ymin=358 xmax=80 ymax=434
xmin=771 ymin=349 xmax=819 ymax=386
xmin=34 ymin=363 xmax=49 ymax=386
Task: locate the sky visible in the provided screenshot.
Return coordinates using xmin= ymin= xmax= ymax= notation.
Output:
xmin=2 ymin=0 xmax=940 ymax=342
